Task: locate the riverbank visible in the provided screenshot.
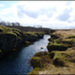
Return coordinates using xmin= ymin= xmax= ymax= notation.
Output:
xmin=29 ymin=29 xmax=75 ymax=74
xmin=0 ymin=35 xmax=50 ymax=74
xmin=0 ymin=25 xmax=44 ymax=58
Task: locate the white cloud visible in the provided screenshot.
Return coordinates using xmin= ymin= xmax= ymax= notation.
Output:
xmin=0 ymin=4 xmax=5 ymax=7
xmin=0 ymin=1 xmax=75 ymax=29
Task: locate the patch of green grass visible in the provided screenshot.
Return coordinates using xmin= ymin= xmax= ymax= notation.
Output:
xmin=29 ymin=51 xmax=51 ymax=74
xmin=29 ymin=49 xmax=75 ymax=74
xmin=13 ymin=31 xmax=21 ymax=36
xmin=23 ymin=32 xmax=44 ymax=39
xmin=68 ymin=35 xmax=75 ymax=38
xmin=28 ymin=68 xmax=40 ymax=75
xmin=29 ymin=30 xmax=75 ymax=74
xmin=52 ymin=51 xmax=65 ymax=60
xmin=0 ymin=25 xmax=22 ymax=40
xmin=53 ymin=58 xmax=65 ymax=66
xmin=31 ymin=57 xmax=41 ymax=68
xmin=47 ymin=42 xmax=70 ymax=52
xmin=30 ymin=51 xmax=51 ymax=68
xmin=50 ymin=51 xmax=69 ymax=67
xmin=62 ymin=39 xmax=75 ymax=45
xmin=34 ymin=51 xmax=49 ymax=57
xmin=0 ymin=29 xmax=3 ymax=32
xmin=55 ymin=38 xmax=63 ymax=43
xmin=47 ymin=35 xmax=75 ymax=52
xmin=51 ymin=33 xmax=60 ymax=39
xmin=25 ymin=41 xmax=31 ymax=46
xmin=6 ymin=32 xmax=17 ymax=36
xmin=26 ymin=32 xmax=38 ymax=37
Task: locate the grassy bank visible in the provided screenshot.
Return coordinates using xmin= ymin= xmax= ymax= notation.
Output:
xmin=0 ymin=25 xmax=44 ymax=58
xmin=29 ymin=29 xmax=75 ymax=74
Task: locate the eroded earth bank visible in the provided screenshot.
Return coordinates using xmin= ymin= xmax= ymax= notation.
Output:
xmin=0 ymin=26 xmax=44 ymax=58
xmin=29 ymin=29 xmax=75 ymax=74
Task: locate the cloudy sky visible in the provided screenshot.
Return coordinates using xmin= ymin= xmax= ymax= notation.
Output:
xmin=0 ymin=1 xmax=75 ymax=29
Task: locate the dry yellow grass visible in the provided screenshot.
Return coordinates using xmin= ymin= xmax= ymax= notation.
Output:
xmin=39 ymin=64 xmax=75 ymax=74
xmin=29 ymin=49 xmax=75 ymax=74
xmin=28 ymin=30 xmax=75 ymax=75
xmin=53 ymin=30 xmax=75 ymax=39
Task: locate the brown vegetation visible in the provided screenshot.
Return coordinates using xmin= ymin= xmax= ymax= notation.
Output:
xmin=29 ymin=29 xmax=75 ymax=74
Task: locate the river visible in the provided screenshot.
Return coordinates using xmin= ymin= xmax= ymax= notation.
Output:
xmin=0 ymin=35 xmax=50 ymax=74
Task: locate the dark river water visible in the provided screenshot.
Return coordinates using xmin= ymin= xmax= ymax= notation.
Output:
xmin=0 ymin=35 xmax=50 ymax=74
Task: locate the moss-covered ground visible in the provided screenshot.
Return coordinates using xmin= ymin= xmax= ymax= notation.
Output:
xmin=0 ymin=25 xmax=22 ymax=39
xmin=0 ymin=25 xmax=44 ymax=58
xmin=29 ymin=29 xmax=75 ymax=74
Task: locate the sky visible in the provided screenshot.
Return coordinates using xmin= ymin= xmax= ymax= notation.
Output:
xmin=0 ymin=1 xmax=75 ymax=29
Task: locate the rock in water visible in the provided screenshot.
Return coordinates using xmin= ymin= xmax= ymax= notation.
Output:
xmin=41 ymin=47 xmax=43 ymax=49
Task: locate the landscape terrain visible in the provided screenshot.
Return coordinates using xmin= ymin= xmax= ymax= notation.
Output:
xmin=0 ymin=22 xmax=75 ymax=74
xmin=0 ymin=1 xmax=75 ymax=75
xmin=0 ymin=24 xmax=45 ymax=58
xmin=29 ymin=29 xmax=75 ymax=74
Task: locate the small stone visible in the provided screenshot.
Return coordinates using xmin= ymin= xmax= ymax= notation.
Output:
xmin=41 ymin=47 xmax=43 ymax=49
